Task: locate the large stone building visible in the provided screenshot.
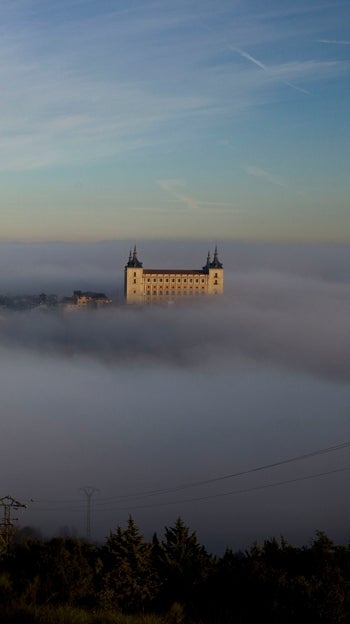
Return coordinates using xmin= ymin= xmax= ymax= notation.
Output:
xmin=124 ymin=246 xmax=224 ymax=304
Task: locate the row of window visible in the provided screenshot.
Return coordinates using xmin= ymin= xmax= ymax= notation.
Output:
xmin=145 ymin=277 xmax=205 ymax=284
xmin=133 ymin=279 xmax=217 ymax=285
xmin=147 ymin=286 xmax=205 ymax=293
xmin=147 ymin=284 xmax=205 ymax=290
xmin=145 ymin=290 xmax=206 ymax=297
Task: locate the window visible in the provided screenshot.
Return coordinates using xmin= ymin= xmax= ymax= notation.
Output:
xmin=133 ymin=272 xmax=136 ymax=277
xmin=133 ymin=279 xmax=136 ymax=284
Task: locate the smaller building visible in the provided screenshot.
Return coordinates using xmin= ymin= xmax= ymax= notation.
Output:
xmin=124 ymin=247 xmax=224 ymax=304
xmin=62 ymin=290 xmax=112 ymax=311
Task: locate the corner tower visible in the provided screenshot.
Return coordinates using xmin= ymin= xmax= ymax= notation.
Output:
xmin=204 ymin=246 xmax=224 ymax=295
xmin=124 ymin=246 xmax=144 ymax=303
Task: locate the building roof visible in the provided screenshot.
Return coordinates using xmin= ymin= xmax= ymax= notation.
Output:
xmin=201 ymin=247 xmax=223 ymax=270
xmin=126 ymin=245 xmax=143 ymax=268
xmin=209 ymin=245 xmax=223 ymax=269
xmin=125 ymin=246 xmax=223 ymax=272
xmin=143 ymin=269 xmax=206 ymax=275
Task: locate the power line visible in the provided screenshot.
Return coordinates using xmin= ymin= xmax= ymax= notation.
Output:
xmin=85 ymin=465 xmax=350 ymax=513
xmin=27 ymin=439 xmax=350 ymax=509
xmin=29 ymin=464 xmax=350 ymax=513
xmin=92 ymin=440 xmax=350 ymax=504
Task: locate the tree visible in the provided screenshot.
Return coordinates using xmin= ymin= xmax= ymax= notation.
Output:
xmin=160 ymin=517 xmax=211 ymax=608
xmin=103 ymin=515 xmax=158 ymax=612
xmin=3 ymin=537 xmax=96 ymax=608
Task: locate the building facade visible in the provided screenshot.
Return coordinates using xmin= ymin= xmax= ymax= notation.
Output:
xmin=124 ymin=247 xmax=224 ymax=304
xmin=62 ymin=290 xmax=112 ymax=311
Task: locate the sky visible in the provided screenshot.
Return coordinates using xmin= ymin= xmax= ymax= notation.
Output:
xmin=1 ymin=240 xmax=350 ymax=552
xmin=0 ymin=0 xmax=349 ymax=242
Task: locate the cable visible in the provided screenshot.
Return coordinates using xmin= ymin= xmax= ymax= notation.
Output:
xmin=26 ymin=439 xmax=350 ymax=507
xmin=30 ymin=465 xmax=350 ymax=513
xmin=88 ymin=465 xmax=350 ymax=513
xmin=95 ymin=440 xmax=350 ymax=504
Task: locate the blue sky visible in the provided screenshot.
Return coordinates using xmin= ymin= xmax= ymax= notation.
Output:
xmin=0 ymin=0 xmax=349 ymax=242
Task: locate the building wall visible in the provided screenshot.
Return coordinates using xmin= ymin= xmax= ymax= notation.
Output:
xmin=124 ymin=266 xmax=144 ymax=304
xmin=207 ymin=267 xmax=224 ymax=295
xmin=62 ymin=291 xmax=112 ymax=311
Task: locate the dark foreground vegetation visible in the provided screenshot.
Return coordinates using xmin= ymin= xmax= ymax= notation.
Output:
xmin=1 ymin=517 xmax=349 ymax=623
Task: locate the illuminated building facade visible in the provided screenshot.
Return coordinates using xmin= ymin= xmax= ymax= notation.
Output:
xmin=124 ymin=247 xmax=224 ymax=304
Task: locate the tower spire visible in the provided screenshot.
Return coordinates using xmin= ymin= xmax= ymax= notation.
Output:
xmin=126 ymin=244 xmax=143 ymax=268
xmin=209 ymin=244 xmax=223 ymax=268
xmin=203 ymin=249 xmax=211 ymax=271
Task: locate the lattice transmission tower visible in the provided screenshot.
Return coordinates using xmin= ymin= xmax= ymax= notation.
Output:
xmin=79 ymin=487 xmax=99 ymax=541
xmin=0 ymin=495 xmax=27 ymax=554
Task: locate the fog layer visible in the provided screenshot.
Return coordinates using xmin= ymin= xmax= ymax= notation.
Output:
xmin=0 ymin=241 xmax=349 ymax=551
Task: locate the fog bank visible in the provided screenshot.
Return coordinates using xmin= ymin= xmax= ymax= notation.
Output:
xmin=0 ymin=240 xmax=349 ymax=551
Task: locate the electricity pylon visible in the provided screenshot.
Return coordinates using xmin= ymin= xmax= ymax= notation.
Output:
xmin=0 ymin=495 xmax=27 ymax=554
xmin=79 ymin=487 xmax=99 ymax=541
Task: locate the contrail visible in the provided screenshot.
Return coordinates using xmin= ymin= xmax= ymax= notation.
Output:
xmin=318 ymin=39 xmax=350 ymax=45
xmin=229 ymin=44 xmax=310 ymax=95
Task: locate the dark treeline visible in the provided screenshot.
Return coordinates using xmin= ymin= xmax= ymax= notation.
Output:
xmin=1 ymin=517 xmax=349 ymax=623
